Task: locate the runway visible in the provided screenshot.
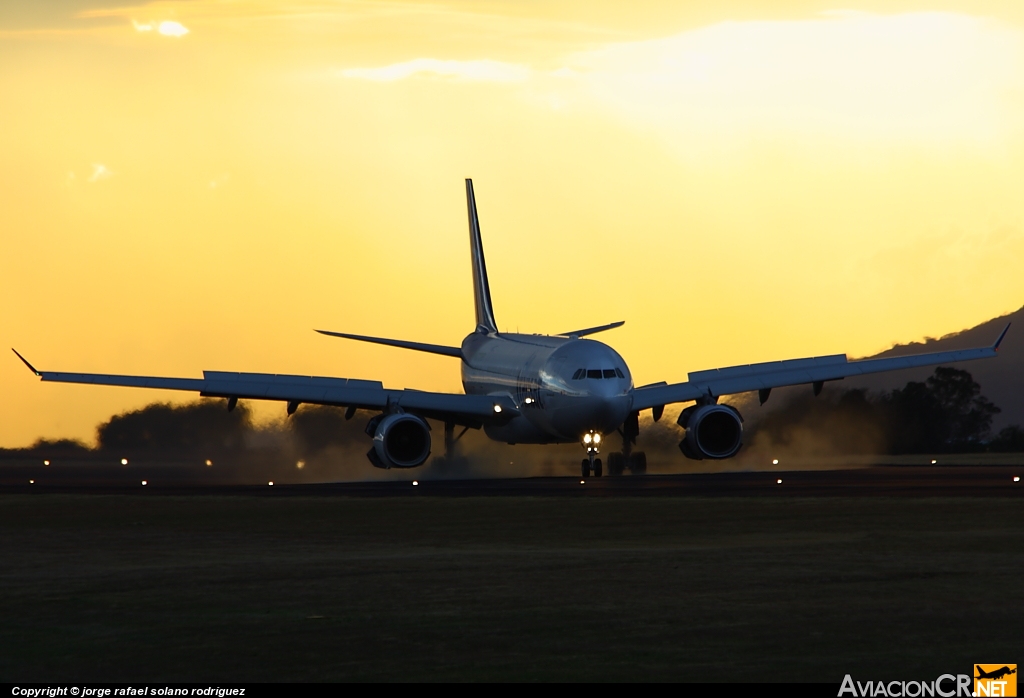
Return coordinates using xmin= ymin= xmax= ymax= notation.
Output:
xmin=3 ymin=463 xmax=1022 ymax=681
xmin=2 ymin=464 xmax=1021 ymax=496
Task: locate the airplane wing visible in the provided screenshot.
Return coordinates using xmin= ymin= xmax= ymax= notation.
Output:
xmin=10 ymin=351 xmax=518 ymax=428
xmin=631 ymin=323 xmax=1010 ymax=412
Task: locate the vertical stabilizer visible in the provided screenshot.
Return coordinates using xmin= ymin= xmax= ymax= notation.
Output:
xmin=466 ymin=179 xmax=499 ymax=333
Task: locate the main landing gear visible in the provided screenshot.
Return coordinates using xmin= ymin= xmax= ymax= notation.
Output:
xmin=431 ymin=420 xmax=471 ymax=472
xmin=606 ymin=411 xmax=647 ymax=475
xmin=606 ymin=450 xmax=646 ymax=476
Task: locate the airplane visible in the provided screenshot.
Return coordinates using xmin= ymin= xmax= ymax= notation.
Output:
xmin=976 ymin=666 xmax=1016 ymax=681
xmin=13 ymin=179 xmax=1011 ymax=477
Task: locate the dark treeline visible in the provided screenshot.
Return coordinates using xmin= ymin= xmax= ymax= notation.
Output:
xmin=97 ymin=401 xmax=252 ymax=455
xmin=749 ymin=366 xmax=1024 ymax=454
xmin=4 ymin=400 xmax=568 ymax=481
xmin=9 ymin=401 xmax=369 ymax=461
xmin=93 ymin=401 xmax=370 ymax=457
xmin=289 ymin=405 xmax=369 ymax=453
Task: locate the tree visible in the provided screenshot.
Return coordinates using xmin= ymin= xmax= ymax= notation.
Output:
xmin=97 ymin=400 xmax=251 ymax=454
xmin=882 ymin=367 xmax=999 ymax=453
xmin=747 ymin=367 xmax=1004 ymax=456
xmin=290 ymin=405 xmax=367 ymax=454
xmin=989 ymin=425 xmax=1024 ymax=452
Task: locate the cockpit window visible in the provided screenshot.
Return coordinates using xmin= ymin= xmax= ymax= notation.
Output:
xmin=576 ymin=367 xmax=625 ymax=380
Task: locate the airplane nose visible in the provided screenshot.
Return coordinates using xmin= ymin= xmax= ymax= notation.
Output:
xmin=578 ymin=392 xmax=630 ymax=434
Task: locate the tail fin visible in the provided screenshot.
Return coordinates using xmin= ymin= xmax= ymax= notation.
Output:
xmin=466 ymin=179 xmax=498 ymax=334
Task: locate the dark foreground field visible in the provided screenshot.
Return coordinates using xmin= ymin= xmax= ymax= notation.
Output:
xmin=1 ymin=479 xmax=1022 ymax=681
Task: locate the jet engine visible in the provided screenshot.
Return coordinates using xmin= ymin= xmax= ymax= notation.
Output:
xmin=365 ymin=413 xmax=432 ymax=469
xmin=677 ymin=404 xmax=743 ymax=460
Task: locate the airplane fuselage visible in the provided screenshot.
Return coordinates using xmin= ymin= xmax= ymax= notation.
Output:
xmin=461 ymin=332 xmax=633 ymax=444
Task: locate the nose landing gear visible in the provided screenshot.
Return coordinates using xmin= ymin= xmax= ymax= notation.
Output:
xmin=581 ymin=431 xmax=603 ymax=478
xmin=581 ymin=455 xmax=603 ymax=478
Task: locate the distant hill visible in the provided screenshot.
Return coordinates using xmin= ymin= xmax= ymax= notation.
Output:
xmin=843 ymin=306 xmax=1024 ymax=429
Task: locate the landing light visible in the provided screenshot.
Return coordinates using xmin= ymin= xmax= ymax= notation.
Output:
xmin=412 ymin=480 xmax=419 ymax=486
xmin=43 ymin=460 xmax=50 ymax=466
xmin=931 ymin=459 xmax=937 ymax=464
xmin=141 ymin=480 xmax=148 ymax=486
xmin=580 ymin=480 xmax=585 ymax=485
xmin=121 ymin=458 xmax=129 ymax=465
xmin=777 ymin=478 xmax=783 ymax=484
xmin=524 ymin=397 xmax=533 ymax=404
xmin=29 ymin=480 xmax=34 ymax=484
xmin=205 ymin=459 xmax=212 ymax=467
xmin=493 ymin=404 xmax=502 ymax=413
xmin=1015 ymin=477 xmax=1020 ymax=483
xmin=268 ymin=481 xmax=274 ymax=486
xmin=296 ymin=460 xmax=305 ymax=469
xmin=583 ymin=433 xmax=592 ymax=444
xmin=772 ymin=459 xmax=779 ymax=465
xmin=593 ymin=433 xmax=601 ymax=444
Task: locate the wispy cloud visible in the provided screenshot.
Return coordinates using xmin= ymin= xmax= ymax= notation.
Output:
xmin=561 ymin=12 xmax=1024 ymax=148
xmin=340 ymin=58 xmax=530 ymax=83
xmin=88 ymin=163 xmax=113 ymax=183
xmin=327 ymin=11 xmax=1024 ymax=148
xmin=132 ymin=19 xmax=189 ymax=36
xmin=157 ymin=20 xmax=188 ymax=37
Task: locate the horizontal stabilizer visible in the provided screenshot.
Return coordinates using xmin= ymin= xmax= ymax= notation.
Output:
xmin=560 ymin=321 xmax=625 ymax=338
xmin=315 ymin=329 xmax=462 ymax=358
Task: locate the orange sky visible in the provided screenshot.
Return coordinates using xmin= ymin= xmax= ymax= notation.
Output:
xmin=3 ymin=1 xmax=1024 ymax=447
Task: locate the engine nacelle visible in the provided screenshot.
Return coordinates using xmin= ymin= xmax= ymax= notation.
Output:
xmin=366 ymin=413 xmax=432 ymax=469
xmin=677 ymin=404 xmax=743 ymax=460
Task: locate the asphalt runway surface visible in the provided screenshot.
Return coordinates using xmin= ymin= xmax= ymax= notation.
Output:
xmin=2 ymin=463 xmax=1022 ymax=681
xmin=2 ymin=464 xmax=1022 ymax=496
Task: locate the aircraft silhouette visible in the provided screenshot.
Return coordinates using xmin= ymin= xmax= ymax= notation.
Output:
xmin=13 ymin=180 xmax=1011 ymax=476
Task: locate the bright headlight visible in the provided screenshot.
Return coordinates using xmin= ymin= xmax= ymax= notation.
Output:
xmin=593 ymin=433 xmax=601 ymax=444
xmin=583 ymin=433 xmax=592 ymax=444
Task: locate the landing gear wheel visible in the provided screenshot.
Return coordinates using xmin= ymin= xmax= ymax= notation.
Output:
xmin=608 ymin=452 xmax=624 ymax=476
xmin=593 ymin=459 xmax=603 ymax=478
xmin=628 ymin=451 xmax=647 ymax=475
xmin=581 ymin=459 xmax=591 ymax=478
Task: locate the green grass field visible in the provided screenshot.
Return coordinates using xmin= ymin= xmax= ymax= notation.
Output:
xmin=1 ymin=494 xmax=1021 ymax=682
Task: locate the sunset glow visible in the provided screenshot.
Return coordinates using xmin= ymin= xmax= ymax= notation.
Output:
xmin=4 ymin=1 xmax=1024 ymax=447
